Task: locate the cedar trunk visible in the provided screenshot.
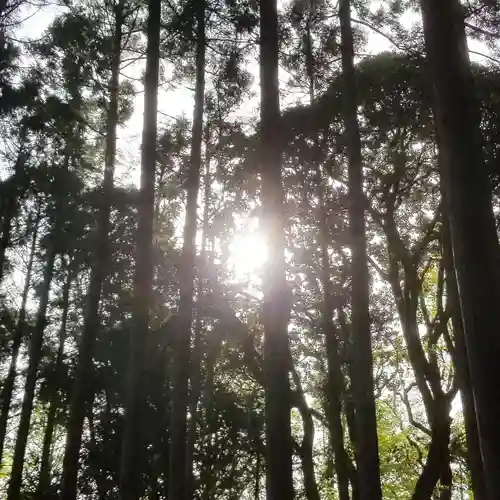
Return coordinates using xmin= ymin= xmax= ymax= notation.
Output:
xmin=0 ymin=209 xmax=39 ymax=465
xmin=168 ymin=2 xmax=205 ymax=499
xmin=338 ymin=0 xmax=382 ymax=498
xmin=442 ymin=215 xmax=487 ymax=500
xmin=38 ymin=265 xmax=72 ymax=495
xmin=119 ymin=0 xmax=160 ymax=496
xmin=187 ymin=124 xmax=211 ymax=499
xmin=419 ymin=1 xmax=500 ymax=495
xmin=60 ymin=7 xmax=123 ymax=498
xmin=7 ymin=223 xmax=57 ymax=499
xmin=259 ymin=0 xmax=294 ymax=498
xmin=0 ymin=139 xmax=26 ymax=283
xmin=321 ymin=230 xmax=351 ymax=500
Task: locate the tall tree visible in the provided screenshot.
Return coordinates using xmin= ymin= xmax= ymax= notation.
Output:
xmin=419 ymin=0 xmax=500 ymax=496
xmin=168 ymin=0 xmax=206 ymax=498
xmin=259 ymin=0 xmax=294 ymax=499
xmin=119 ymin=0 xmax=161 ymax=496
xmin=338 ymin=0 xmax=382 ymax=499
xmin=60 ymin=3 xmax=125 ymax=497
xmin=38 ymin=261 xmax=72 ymax=496
xmin=0 ymin=206 xmax=39 ymax=465
xmin=0 ymin=126 xmax=28 ymax=283
xmin=7 ymin=210 xmax=59 ymax=499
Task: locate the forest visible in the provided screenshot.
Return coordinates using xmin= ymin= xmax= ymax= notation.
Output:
xmin=0 ymin=0 xmax=500 ymax=498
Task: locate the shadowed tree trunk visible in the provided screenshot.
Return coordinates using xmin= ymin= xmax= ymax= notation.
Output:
xmin=259 ymin=0 xmax=294 ymax=498
xmin=168 ymin=2 xmax=205 ymax=498
xmin=290 ymin=364 xmax=320 ymax=500
xmin=61 ymin=5 xmax=123 ymax=498
xmin=119 ymin=0 xmax=160 ymax=496
xmin=338 ymin=0 xmax=382 ymax=498
xmin=303 ymin=7 xmax=351 ymax=497
xmin=38 ymin=263 xmax=72 ymax=495
xmin=321 ymin=234 xmax=351 ymax=500
xmin=411 ymin=396 xmax=451 ymax=500
xmin=419 ymin=1 xmax=500 ymax=495
xmin=7 ymin=219 xmax=58 ymax=500
xmin=0 ymin=130 xmax=27 ymax=284
xmin=442 ymin=214 xmax=487 ymax=500
xmin=187 ymin=124 xmax=211 ymax=500
xmin=0 ymin=207 xmax=39 ymax=465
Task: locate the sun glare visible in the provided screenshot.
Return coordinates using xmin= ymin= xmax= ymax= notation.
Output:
xmin=228 ymin=232 xmax=268 ymax=279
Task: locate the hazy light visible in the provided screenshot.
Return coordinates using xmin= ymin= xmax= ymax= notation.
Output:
xmin=227 ymin=232 xmax=268 ymax=279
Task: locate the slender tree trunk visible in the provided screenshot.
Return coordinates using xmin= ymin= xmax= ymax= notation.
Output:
xmin=320 ymin=228 xmax=351 ymax=500
xmin=419 ymin=1 xmax=500 ymax=495
xmin=187 ymin=125 xmax=211 ymax=500
xmin=7 ymin=224 xmax=57 ymax=500
xmin=0 ymin=208 xmax=39 ymax=465
xmin=411 ymin=396 xmax=451 ymax=500
xmin=38 ymin=265 xmax=72 ymax=495
xmin=119 ymin=0 xmax=160 ymax=495
xmin=0 ymin=192 xmax=15 ymax=282
xmin=0 ymin=144 xmax=27 ymax=283
xmin=439 ymin=462 xmax=452 ymax=500
xmin=202 ymin=331 xmax=218 ymax=498
xmin=337 ymin=314 xmax=360 ymax=500
xmin=254 ymin=450 xmax=261 ymax=500
xmin=323 ymin=327 xmax=351 ymax=500
xmin=442 ymin=215 xmax=487 ymax=500
xmin=305 ymin=11 xmax=351 ymax=498
xmin=61 ymin=8 xmax=123 ymax=498
xmin=259 ymin=0 xmax=294 ymax=498
xmin=338 ymin=0 xmax=382 ymax=498
xmin=168 ymin=4 xmax=205 ymax=500
xmin=296 ymin=397 xmax=320 ymax=500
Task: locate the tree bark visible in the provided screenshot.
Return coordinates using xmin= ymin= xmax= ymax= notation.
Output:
xmin=119 ymin=0 xmax=160 ymax=496
xmin=168 ymin=3 xmax=205 ymax=499
xmin=419 ymin=1 xmax=500 ymax=495
xmin=321 ymin=238 xmax=351 ymax=500
xmin=0 ymin=208 xmax=39 ymax=465
xmin=187 ymin=124 xmax=211 ymax=500
xmin=60 ymin=6 xmax=123 ymax=498
xmin=291 ymin=366 xmax=320 ymax=500
xmin=410 ymin=397 xmax=451 ymax=500
xmin=338 ymin=0 xmax=382 ymax=498
xmin=0 ymin=134 xmax=27 ymax=284
xmin=7 ymin=222 xmax=57 ymax=500
xmin=38 ymin=264 xmax=72 ymax=495
xmin=442 ymin=215 xmax=487 ymax=500
xmin=259 ymin=0 xmax=294 ymax=498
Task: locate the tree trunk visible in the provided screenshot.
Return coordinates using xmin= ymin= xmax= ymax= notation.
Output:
xmin=38 ymin=264 xmax=72 ymax=495
xmin=254 ymin=450 xmax=261 ymax=500
xmin=321 ymin=238 xmax=351 ymax=500
xmin=442 ymin=215 xmax=487 ymax=500
xmin=291 ymin=365 xmax=320 ymax=500
xmin=338 ymin=0 xmax=382 ymax=498
xmin=7 ymin=223 xmax=57 ymax=500
xmin=0 ymin=208 xmax=39 ymax=465
xmin=419 ymin=1 xmax=500 ymax=495
xmin=187 ymin=124 xmax=211 ymax=500
xmin=439 ymin=462 xmax=452 ymax=500
xmin=0 ymin=139 xmax=27 ymax=284
xmin=410 ymin=397 xmax=451 ymax=500
xmin=119 ymin=0 xmax=160 ymax=496
xmin=61 ymin=7 xmax=123 ymax=498
xmin=168 ymin=3 xmax=205 ymax=499
xmin=259 ymin=0 xmax=294 ymax=498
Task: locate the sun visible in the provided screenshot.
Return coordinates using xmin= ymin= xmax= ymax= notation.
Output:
xmin=227 ymin=232 xmax=268 ymax=279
